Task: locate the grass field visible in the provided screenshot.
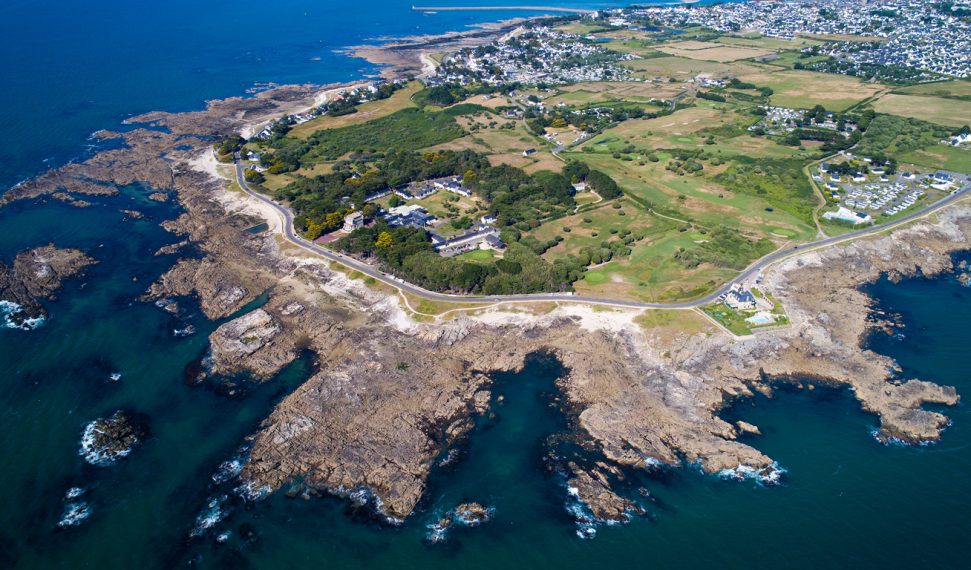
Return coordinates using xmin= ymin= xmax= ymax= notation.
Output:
xmin=623 ymin=56 xmax=731 ymax=80
xmin=872 ymin=93 xmax=971 ymax=128
xmin=898 ymin=145 xmax=971 ymax=174
xmin=894 ymin=80 xmax=971 ymax=99
xmin=288 ymin=81 xmax=422 ymax=139
xmin=455 ymin=249 xmax=496 ymax=263
xmin=527 ymin=199 xmax=739 ymax=302
xmin=715 ymin=34 xmax=822 ymax=50
xmin=547 ymin=81 xmax=683 ymax=105
xmin=657 ymin=41 xmax=776 ymax=63
xmin=738 ymin=69 xmax=885 ymax=111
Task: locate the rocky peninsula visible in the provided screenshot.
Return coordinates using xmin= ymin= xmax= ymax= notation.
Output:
xmin=1 ymin=30 xmax=966 ymax=530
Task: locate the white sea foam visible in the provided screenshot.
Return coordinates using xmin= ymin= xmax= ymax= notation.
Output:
xmin=718 ymin=461 xmax=785 ymax=485
xmin=58 ymin=501 xmax=91 ymax=528
xmin=108 ymin=372 xmax=122 ymax=382
xmin=234 ymin=481 xmax=271 ymax=501
xmin=174 ymin=325 xmax=196 ymax=337
xmin=425 ymin=504 xmax=494 ymax=542
xmin=0 ymin=300 xmax=45 ymax=330
xmin=212 ymin=458 xmax=244 ymax=485
xmin=191 ymin=495 xmax=228 ymax=537
xmin=65 ymin=487 xmax=85 ymax=500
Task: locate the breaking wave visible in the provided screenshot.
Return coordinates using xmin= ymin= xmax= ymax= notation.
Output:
xmin=0 ymin=300 xmax=45 ymax=330
xmin=717 ymin=461 xmax=785 ymax=485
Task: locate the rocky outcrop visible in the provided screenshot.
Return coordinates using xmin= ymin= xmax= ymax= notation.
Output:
xmin=205 ymin=308 xmax=297 ymax=381
xmin=567 ymin=465 xmax=641 ymax=523
xmin=426 ymin=502 xmax=494 ymax=543
xmin=0 ymin=245 xmax=96 ymax=327
xmin=79 ymin=410 xmax=148 ymax=466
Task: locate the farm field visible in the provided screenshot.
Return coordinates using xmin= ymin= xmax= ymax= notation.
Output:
xmin=737 ymin=69 xmax=885 ymax=111
xmin=871 ymin=93 xmax=971 ymax=128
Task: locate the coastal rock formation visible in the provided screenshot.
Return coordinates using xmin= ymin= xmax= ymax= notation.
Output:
xmin=567 ymin=465 xmax=640 ymax=523
xmin=0 ymin=245 xmax=96 ymax=327
xmin=205 ymin=308 xmax=304 ymax=382
xmin=239 ymin=206 xmax=971 ymax=520
xmin=426 ymin=502 xmax=494 ymax=543
xmin=4 ymin=71 xmax=966 ymax=526
xmin=79 ymin=410 xmax=148 ymax=466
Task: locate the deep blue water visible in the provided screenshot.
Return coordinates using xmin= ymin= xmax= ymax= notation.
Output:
xmin=0 ymin=0 xmax=626 ymax=190
xmin=2 ymin=0 xmax=971 ymax=567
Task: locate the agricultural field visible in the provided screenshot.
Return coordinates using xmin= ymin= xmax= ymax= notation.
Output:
xmin=871 ymin=93 xmax=971 ymax=128
xmin=288 ymin=81 xmax=422 ymax=138
xmin=656 ymin=40 xmax=776 ymax=63
xmin=737 ymin=69 xmax=886 ymax=111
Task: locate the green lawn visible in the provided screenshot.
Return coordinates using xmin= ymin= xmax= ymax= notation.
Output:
xmin=899 ymin=145 xmax=971 ymax=174
xmin=455 ymin=249 xmax=495 ymax=263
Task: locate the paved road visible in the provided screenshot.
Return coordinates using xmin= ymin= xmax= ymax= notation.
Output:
xmin=235 ymin=161 xmax=969 ymax=309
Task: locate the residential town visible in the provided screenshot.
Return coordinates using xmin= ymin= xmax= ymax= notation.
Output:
xmin=623 ymin=0 xmax=971 ymax=80
xmin=430 ymin=27 xmax=636 ymax=86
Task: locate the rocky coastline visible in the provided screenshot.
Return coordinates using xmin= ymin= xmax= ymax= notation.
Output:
xmin=1 ymin=27 xmax=967 ymax=530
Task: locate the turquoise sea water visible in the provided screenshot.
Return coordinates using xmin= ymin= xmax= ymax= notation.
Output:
xmin=2 ymin=1 xmax=970 ymax=567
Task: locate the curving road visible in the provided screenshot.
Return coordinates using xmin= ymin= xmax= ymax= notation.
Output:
xmin=235 ymin=160 xmax=969 ymax=309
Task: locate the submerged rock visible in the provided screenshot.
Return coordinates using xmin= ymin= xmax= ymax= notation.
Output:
xmin=735 ymin=420 xmax=762 ymax=436
xmin=426 ymin=502 xmax=494 ymax=543
xmin=57 ymin=487 xmax=91 ymax=528
xmin=79 ymin=410 xmax=148 ymax=466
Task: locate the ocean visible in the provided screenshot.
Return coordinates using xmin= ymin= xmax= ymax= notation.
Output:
xmin=1 ymin=1 xmax=970 ymax=568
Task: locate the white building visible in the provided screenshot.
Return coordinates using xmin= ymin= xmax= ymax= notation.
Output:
xmin=343 ymin=211 xmax=364 ymax=232
xmin=823 ymin=207 xmax=872 ymax=225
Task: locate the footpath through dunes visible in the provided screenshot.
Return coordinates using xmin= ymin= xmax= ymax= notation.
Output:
xmin=0 ymin=77 xmax=966 ymax=531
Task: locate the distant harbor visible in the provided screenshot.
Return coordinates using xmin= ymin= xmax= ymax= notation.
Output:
xmin=412 ymin=5 xmax=596 ymax=14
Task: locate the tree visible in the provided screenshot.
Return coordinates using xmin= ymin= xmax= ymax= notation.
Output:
xmin=325 ymin=211 xmax=343 ymax=229
xmin=305 ymin=219 xmax=326 ymax=240
xmin=375 ymin=231 xmax=394 ymax=249
xmin=244 ymin=169 xmax=265 ymax=184
xmin=389 ymin=195 xmax=404 ymax=208
xmin=462 ymin=169 xmax=478 ymax=188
